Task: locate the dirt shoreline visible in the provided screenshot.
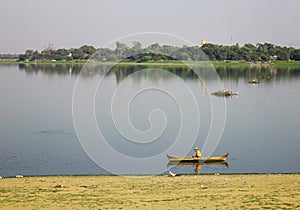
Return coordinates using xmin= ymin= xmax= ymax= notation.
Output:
xmin=1 ymin=174 xmax=299 ymax=209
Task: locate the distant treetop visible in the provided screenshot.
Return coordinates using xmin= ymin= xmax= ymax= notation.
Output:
xmin=16 ymin=42 xmax=300 ymax=62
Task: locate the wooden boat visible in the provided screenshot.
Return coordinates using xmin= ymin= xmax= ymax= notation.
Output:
xmin=167 ymin=153 xmax=229 ymax=163
xmin=167 ymin=160 xmax=228 ymax=167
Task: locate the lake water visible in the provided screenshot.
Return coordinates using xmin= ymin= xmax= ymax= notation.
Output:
xmin=0 ymin=64 xmax=300 ymax=177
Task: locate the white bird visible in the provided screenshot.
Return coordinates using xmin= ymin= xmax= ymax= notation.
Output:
xmin=169 ymin=171 xmax=176 ymax=177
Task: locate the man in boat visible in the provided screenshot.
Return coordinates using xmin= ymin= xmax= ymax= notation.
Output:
xmin=192 ymin=147 xmax=201 ymax=158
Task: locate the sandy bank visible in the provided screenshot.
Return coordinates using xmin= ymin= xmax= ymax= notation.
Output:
xmin=0 ymin=174 xmax=299 ymax=209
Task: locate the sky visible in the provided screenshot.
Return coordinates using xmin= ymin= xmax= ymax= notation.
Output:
xmin=0 ymin=0 xmax=300 ymax=54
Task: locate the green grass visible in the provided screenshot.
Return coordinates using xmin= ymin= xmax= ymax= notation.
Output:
xmin=271 ymin=61 xmax=300 ymax=68
xmin=212 ymin=60 xmax=251 ymax=67
xmin=0 ymin=60 xmax=87 ymax=65
xmin=1 ymin=59 xmax=300 ymax=68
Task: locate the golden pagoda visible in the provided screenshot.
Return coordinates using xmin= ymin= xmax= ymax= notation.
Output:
xmin=199 ymin=38 xmax=206 ymax=47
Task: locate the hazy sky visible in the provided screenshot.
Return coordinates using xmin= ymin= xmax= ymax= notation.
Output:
xmin=1 ymin=0 xmax=299 ymax=53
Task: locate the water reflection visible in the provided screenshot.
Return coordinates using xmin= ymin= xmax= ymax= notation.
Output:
xmin=18 ymin=63 xmax=83 ymax=76
xmin=18 ymin=63 xmax=300 ymax=81
xmin=1 ymin=64 xmax=300 ymax=176
xmin=167 ymin=162 xmax=229 ymax=174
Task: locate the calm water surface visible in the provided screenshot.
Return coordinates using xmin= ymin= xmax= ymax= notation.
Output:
xmin=0 ymin=64 xmax=299 ymax=176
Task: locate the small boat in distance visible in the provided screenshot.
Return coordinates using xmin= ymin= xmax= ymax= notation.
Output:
xmin=248 ymin=79 xmax=260 ymax=84
xmin=167 ymin=160 xmax=229 ymax=167
xmin=211 ymin=90 xmax=238 ymax=97
xmin=167 ymin=153 xmax=229 ymax=163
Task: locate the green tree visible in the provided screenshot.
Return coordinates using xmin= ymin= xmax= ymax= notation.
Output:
xmin=239 ymin=43 xmax=257 ymax=61
xmin=201 ymin=43 xmax=219 ymax=60
xmin=291 ymin=49 xmax=300 ymax=61
xmin=132 ymin=41 xmax=142 ymax=50
xmin=18 ymin=54 xmax=26 ymax=61
xmin=116 ymin=42 xmax=129 ymax=59
xmin=53 ymin=49 xmax=69 ymax=60
xmin=79 ymin=45 xmax=96 ymax=56
xmin=275 ymin=46 xmax=290 ymax=60
xmin=30 ymin=50 xmax=39 ymax=61
xmin=217 ymin=46 xmax=228 ymax=61
xmin=41 ymin=48 xmax=54 ymax=60
xmin=177 ymin=52 xmax=190 ymax=60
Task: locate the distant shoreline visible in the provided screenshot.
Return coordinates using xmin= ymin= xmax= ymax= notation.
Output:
xmin=1 ymin=173 xmax=300 ymax=179
xmin=1 ymin=60 xmax=300 ymax=68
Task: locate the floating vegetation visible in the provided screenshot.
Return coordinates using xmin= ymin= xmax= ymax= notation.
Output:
xmin=248 ymin=79 xmax=260 ymax=84
xmin=211 ymin=90 xmax=238 ymax=97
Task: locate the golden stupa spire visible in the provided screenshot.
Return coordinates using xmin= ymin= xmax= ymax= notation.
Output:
xmin=199 ymin=37 xmax=206 ymax=47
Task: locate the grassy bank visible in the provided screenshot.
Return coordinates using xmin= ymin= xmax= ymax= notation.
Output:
xmin=0 ymin=174 xmax=299 ymax=209
xmin=1 ymin=60 xmax=300 ymax=68
xmin=0 ymin=60 xmax=87 ymax=65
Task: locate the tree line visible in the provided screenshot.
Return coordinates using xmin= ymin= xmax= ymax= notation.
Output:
xmin=15 ymin=42 xmax=300 ymax=62
xmin=0 ymin=54 xmax=19 ymax=60
xmin=18 ymin=45 xmax=97 ymax=61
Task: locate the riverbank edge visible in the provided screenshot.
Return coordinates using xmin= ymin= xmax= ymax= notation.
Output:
xmin=1 ymin=173 xmax=299 ymax=179
xmin=1 ymin=174 xmax=299 ymax=209
xmin=1 ymin=60 xmax=300 ymax=68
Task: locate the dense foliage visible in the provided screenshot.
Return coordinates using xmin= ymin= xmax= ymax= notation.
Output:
xmin=14 ymin=42 xmax=300 ymax=62
xmin=17 ymin=45 xmax=97 ymax=62
xmin=0 ymin=54 xmax=18 ymax=60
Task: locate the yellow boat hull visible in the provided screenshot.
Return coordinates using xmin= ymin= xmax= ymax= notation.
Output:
xmin=167 ymin=153 xmax=229 ymax=163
